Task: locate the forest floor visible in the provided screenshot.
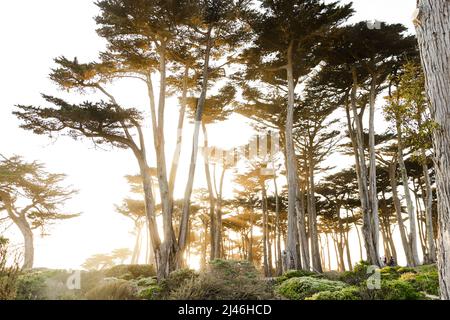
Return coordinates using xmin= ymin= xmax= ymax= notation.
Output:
xmin=4 ymin=260 xmax=439 ymax=300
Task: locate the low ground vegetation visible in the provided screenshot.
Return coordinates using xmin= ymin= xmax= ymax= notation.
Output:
xmin=1 ymin=260 xmax=439 ymax=300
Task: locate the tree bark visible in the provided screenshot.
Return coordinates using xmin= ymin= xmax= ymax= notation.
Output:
xmin=421 ymin=148 xmax=436 ymax=262
xmin=349 ymin=71 xmax=380 ymax=265
xmin=389 ymin=159 xmax=414 ymax=266
xmin=396 ymin=117 xmax=420 ymax=266
xmin=415 ymin=0 xmax=450 ymax=299
xmin=285 ymin=42 xmax=300 ymax=269
xmin=179 ymin=26 xmax=213 ymax=259
xmin=307 ymin=150 xmax=322 ymax=272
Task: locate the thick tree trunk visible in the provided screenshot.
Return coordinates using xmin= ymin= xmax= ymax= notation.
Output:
xmin=415 ymin=0 xmax=450 ymax=299
xmin=421 ymin=148 xmax=437 ymax=263
xmin=17 ymin=218 xmax=34 ymax=270
xmin=285 ymin=43 xmax=300 ymax=269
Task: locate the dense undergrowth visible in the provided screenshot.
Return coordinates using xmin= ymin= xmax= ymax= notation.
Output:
xmin=0 ymin=259 xmax=440 ymax=300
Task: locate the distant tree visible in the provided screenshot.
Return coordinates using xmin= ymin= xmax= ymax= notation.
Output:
xmin=115 ymin=175 xmax=148 ymax=264
xmin=111 ymin=248 xmax=132 ymax=264
xmin=82 ymin=253 xmax=115 ymax=271
xmin=0 ymin=155 xmax=77 ymax=269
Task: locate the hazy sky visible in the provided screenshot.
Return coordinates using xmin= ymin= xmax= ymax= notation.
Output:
xmin=0 ymin=0 xmax=418 ymax=269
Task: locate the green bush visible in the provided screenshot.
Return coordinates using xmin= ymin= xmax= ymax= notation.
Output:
xmin=16 ymin=271 xmax=49 ymax=300
xmin=0 ymin=238 xmax=20 ymax=300
xmin=277 ymin=269 xmax=317 ymax=284
xmin=104 ymin=265 xmax=156 ymax=280
xmin=135 ymin=276 xmax=158 ymax=287
xmin=306 ymin=286 xmax=362 ymax=300
xmin=400 ymin=271 xmax=439 ymax=296
xmin=167 ymin=260 xmax=273 ymax=300
xmin=339 ymin=261 xmax=371 ymax=285
xmin=138 ymin=285 xmax=163 ymax=300
xmin=85 ymin=279 xmax=138 ymax=300
xmin=161 ymin=268 xmax=198 ymax=294
xmin=360 ymin=279 xmax=425 ymax=300
xmin=276 ymin=277 xmax=347 ymax=300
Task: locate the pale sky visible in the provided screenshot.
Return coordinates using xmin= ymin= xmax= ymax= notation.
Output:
xmin=0 ymin=0 xmax=418 ymax=270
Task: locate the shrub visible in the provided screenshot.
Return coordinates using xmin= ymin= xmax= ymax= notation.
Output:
xmin=360 ymin=279 xmax=425 ymax=300
xmin=339 ymin=261 xmax=371 ymax=285
xmin=277 ymin=269 xmax=317 ymax=284
xmin=0 ymin=238 xmax=20 ymax=300
xmin=104 ymin=265 xmax=156 ymax=280
xmin=85 ymin=279 xmax=138 ymax=300
xmin=135 ymin=276 xmax=158 ymax=287
xmin=400 ymin=271 xmax=439 ymax=296
xmin=161 ymin=268 xmax=198 ymax=294
xmin=167 ymin=260 xmax=273 ymax=300
xmin=15 ymin=271 xmax=48 ymax=300
xmin=138 ymin=285 xmax=163 ymax=300
xmin=276 ymin=277 xmax=347 ymax=300
xmin=306 ymin=286 xmax=362 ymax=300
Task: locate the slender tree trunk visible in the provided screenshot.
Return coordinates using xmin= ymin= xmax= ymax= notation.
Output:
xmin=273 ymin=168 xmax=283 ymax=275
xmin=308 ymin=151 xmax=322 ymax=272
xmin=214 ymin=165 xmax=226 ymax=259
xmin=201 ymin=123 xmax=217 ymax=260
xmin=349 ymin=71 xmax=380 ymax=265
xmin=396 ymin=117 xmax=420 ymax=266
xmin=262 ymin=183 xmax=269 ymax=276
xmin=296 ymin=171 xmax=309 ymax=270
xmin=389 ymin=159 xmax=414 ymax=266
xmin=325 ymin=234 xmax=331 ymax=271
xmin=285 ymin=42 xmax=300 ymax=269
xmin=368 ymin=72 xmax=380 ymax=265
xmin=168 ymin=67 xmax=189 ymax=200
xmin=179 ymin=27 xmax=213 ymax=258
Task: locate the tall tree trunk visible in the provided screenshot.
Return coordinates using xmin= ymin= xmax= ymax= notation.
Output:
xmin=368 ymin=72 xmax=380 ymax=264
xmin=273 ymin=167 xmax=283 ymax=275
xmin=349 ymin=71 xmax=380 ymax=265
xmin=168 ymin=66 xmax=189 ymax=200
xmin=285 ymin=42 xmax=300 ymax=269
xmin=202 ymin=123 xmax=217 ymax=260
xmin=416 ymin=0 xmax=450 ymax=298
xmin=179 ymin=26 xmax=213 ymax=258
xmin=214 ymin=165 xmax=226 ymax=259
xmin=389 ymin=159 xmax=414 ymax=266
xmin=296 ymin=167 xmax=309 ymax=270
xmin=262 ymin=183 xmax=269 ymax=276
xmin=396 ymin=117 xmax=420 ymax=266
xmin=308 ymin=151 xmax=322 ymax=272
